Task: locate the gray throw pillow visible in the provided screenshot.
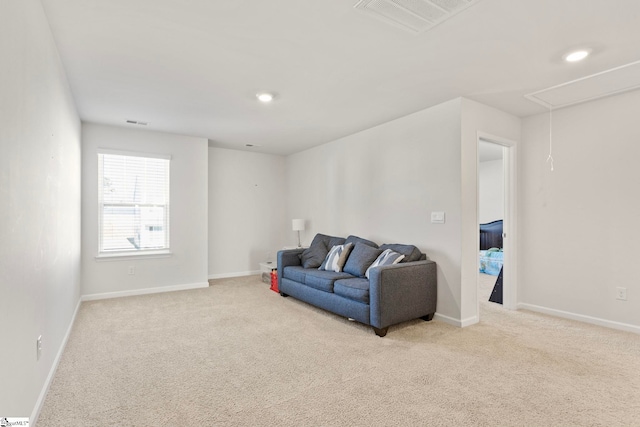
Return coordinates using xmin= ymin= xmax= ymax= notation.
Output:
xmin=343 ymin=243 xmax=383 ymax=278
xmin=345 ymin=235 xmax=379 ymax=249
xmin=301 ymin=233 xmax=345 ymax=268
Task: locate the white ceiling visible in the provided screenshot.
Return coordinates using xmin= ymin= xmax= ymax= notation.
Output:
xmin=40 ymin=0 xmax=640 ymax=155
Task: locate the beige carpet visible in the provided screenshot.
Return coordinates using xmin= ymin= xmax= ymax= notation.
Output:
xmin=37 ymin=275 xmax=640 ymax=426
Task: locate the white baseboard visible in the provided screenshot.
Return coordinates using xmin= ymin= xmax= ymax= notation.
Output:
xmin=518 ymin=303 xmax=640 ymax=335
xmin=81 ymin=282 xmax=209 ymax=301
xmin=461 ymin=315 xmax=479 ymax=327
xmin=433 ymin=312 xmax=479 ymax=328
xmin=31 ymin=298 xmax=81 ymax=426
xmin=433 ymin=313 xmax=460 ymax=327
xmin=208 ymin=270 xmax=259 ymax=280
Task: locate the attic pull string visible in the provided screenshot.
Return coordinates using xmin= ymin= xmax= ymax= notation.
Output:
xmin=547 ymin=106 xmax=554 ymax=171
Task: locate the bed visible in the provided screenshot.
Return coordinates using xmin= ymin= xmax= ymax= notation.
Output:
xmin=479 ymin=219 xmax=503 ymax=250
xmin=479 ymin=220 xmax=503 ymax=276
xmin=479 ymin=249 xmax=503 ymax=276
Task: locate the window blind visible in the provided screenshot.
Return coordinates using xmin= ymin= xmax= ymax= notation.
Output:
xmin=98 ymin=151 xmax=170 ymax=253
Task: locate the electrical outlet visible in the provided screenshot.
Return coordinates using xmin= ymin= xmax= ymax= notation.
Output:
xmin=128 ymin=266 xmax=135 ymax=275
xmin=37 ymin=335 xmax=42 ymax=361
xmin=616 ymin=287 xmax=627 ymax=300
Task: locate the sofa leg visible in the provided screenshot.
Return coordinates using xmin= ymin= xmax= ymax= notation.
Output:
xmin=373 ymin=327 xmax=388 ymax=337
xmin=279 ymin=292 xmax=289 ymax=297
xmin=421 ymin=313 xmax=434 ymax=322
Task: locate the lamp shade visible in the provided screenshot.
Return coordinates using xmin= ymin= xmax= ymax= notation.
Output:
xmin=292 ymin=219 xmax=305 ymax=231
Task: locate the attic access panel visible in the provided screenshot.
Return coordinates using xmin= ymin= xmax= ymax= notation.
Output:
xmin=525 ymin=60 xmax=640 ymax=110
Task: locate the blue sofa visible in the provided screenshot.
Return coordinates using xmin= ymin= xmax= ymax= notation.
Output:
xmin=277 ymin=234 xmax=437 ymax=337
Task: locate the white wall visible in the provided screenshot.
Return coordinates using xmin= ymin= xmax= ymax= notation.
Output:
xmin=519 ymin=90 xmax=640 ymax=331
xmin=287 ymin=99 xmax=464 ymax=321
xmin=208 ymin=147 xmax=287 ymax=277
xmin=81 ymin=124 xmax=208 ymax=296
xmin=479 ymin=159 xmax=504 ymax=224
xmin=0 ymin=0 xmax=81 ymax=418
xmin=286 ymin=99 xmax=520 ymax=325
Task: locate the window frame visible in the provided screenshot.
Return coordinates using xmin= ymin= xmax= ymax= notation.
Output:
xmin=96 ymin=148 xmax=172 ymax=260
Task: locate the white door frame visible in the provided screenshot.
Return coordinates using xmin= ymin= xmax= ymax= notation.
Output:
xmin=477 ymin=132 xmax=518 ymax=312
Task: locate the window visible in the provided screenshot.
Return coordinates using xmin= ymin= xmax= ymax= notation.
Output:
xmin=98 ymin=150 xmax=170 ymax=256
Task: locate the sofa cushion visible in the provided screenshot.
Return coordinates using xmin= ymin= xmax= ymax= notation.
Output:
xmin=304 ymin=270 xmax=354 ymax=293
xmin=282 ymin=266 xmax=308 ymax=283
xmin=365 ymin=249 xmax=405 ymax=279
xmin=343 ymin=243 xmax=383 ymax=278
xmin=334 ymin=278 xmax=370 ymax=304
xmin=379 ymin=243 xmax=423 ymax=263
xmin=327 ymin=235 xmax=347 ymax=248
xmin=345 ymin=235 xmax=379 ymax=249
xmin=319 ymin=243 xmax=354 ymax=272
xmin=301 ymin=234 xmax=345 ymax=268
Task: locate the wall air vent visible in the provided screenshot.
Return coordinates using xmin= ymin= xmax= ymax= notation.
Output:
xmin=354 ymin=0 xmax=482 ymax=34
xmin=525 ymin=60 xmax=640 ymax=110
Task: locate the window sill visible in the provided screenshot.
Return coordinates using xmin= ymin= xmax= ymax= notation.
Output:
xmin=95 ymin=250 xmax=173 ymax=262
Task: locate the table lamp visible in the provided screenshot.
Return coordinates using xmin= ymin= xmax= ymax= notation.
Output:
xmin=292 ymin=219 xmax=305 ymax=247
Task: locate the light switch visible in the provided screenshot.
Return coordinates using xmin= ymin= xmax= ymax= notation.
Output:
xmin=431 ymin=211 xmax=445 ymax=224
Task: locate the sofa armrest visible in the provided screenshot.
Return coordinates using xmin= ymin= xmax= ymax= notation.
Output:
xmin=368 ymin=260 xmax=437 ymax=329
xmin=277 ymin=249 xmax=305 ymax=286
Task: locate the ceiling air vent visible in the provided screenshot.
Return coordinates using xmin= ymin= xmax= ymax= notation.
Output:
xmin=354 ymin=0 xmax=482 ymax=34
xmin=525 ymin=60 xmax=640 ymax=110
xmin=125 ymin=120 xmax=148 ymax=126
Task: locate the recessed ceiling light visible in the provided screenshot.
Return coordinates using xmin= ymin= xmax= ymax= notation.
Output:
xmin=256 ymin=92 xmax=274 ymax=103
xmin=564 ymin=49 xmax=591 ymax=63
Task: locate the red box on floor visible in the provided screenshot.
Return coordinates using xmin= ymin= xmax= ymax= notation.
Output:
xmin=270 ymin=270 xmax=278 ymax=293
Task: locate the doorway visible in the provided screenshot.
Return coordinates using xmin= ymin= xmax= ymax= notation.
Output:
xmin=477 ymin=134 xmax=517 ymax=317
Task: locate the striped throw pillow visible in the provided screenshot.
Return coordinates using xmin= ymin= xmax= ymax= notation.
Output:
xmin=365 ymin=249 xmax=405 ymax=279
xmin=318 ymin=243 xmax=354 ymax=272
